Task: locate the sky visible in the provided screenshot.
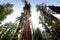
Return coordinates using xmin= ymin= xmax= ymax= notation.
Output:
xmin=0 ymin=0 xmax=60 ymax=30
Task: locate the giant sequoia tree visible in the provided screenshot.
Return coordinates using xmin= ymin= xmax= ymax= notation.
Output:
xmin=36 ymin=3 xmax=60 ymax=40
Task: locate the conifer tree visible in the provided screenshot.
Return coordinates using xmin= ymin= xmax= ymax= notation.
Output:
xmin=0 ymin=3 xmax=13 ymax=23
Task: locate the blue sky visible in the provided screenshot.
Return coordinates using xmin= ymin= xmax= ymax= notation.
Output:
xmin=0 ymin=0 xmax=60 ymax=30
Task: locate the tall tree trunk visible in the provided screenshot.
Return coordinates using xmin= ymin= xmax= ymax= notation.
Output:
xmin=20 ymin=1 xmax=32 ymax=40
xmin=20 ymin=10 xmax=31 ymax=40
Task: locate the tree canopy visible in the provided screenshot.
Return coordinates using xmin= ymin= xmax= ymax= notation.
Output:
xmin=0 ymin=3 xmax=13 ymax=23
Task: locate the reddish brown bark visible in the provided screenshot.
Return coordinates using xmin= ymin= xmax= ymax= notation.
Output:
xmin=44 ymin=10 xmax=60 ymax=25
xmin=39 ymin=7 xmax=60 ymax=40
xmin=20 ymin=10 xmax=31 ymax=40
xmin=20 ymin=1 xmax=32 ymax=40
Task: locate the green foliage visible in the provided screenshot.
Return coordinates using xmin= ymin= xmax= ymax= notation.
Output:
xmin=0 ymin=3 xmax=13 ymax=22
xmin=0 ymin=5 xmax=6 ymax=21
xmin=0 ymin=15 xmax=6 ymax=21
xmin=33 ymin=28 xmax=44 ymax=40
xmin=0 ymin=5 xmax=4 ymax=14
xmin=0 ymin=23 xmax=17 ymax=40
xmin=44 ymin=15 xmax=52 ymax=26
xmin=42 ymin=31 xmax=53 ymax=40
xmin=2 ymin=32 xmax=12 ymax=40
xmin=52 ymin=23 xmax=57 ymax=28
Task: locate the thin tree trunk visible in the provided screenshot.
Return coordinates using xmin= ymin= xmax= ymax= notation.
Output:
xmin=12 ymin=19 xmax=22 ymax=40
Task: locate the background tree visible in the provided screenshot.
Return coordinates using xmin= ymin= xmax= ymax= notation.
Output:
xmin=33 ymin=28 xmax=44 ymax=40
xmin=12 ymin=12 xmax=25 ymax=40
xmin=42 ymin=31 xmax=53 ymax=40
xmin=0 ymin=22 xmax=17 ymax=40
xmin=0 ymin=3 xmax=13 ymax=23
xmin=36 ymin=3 xmax=60 ymax=40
